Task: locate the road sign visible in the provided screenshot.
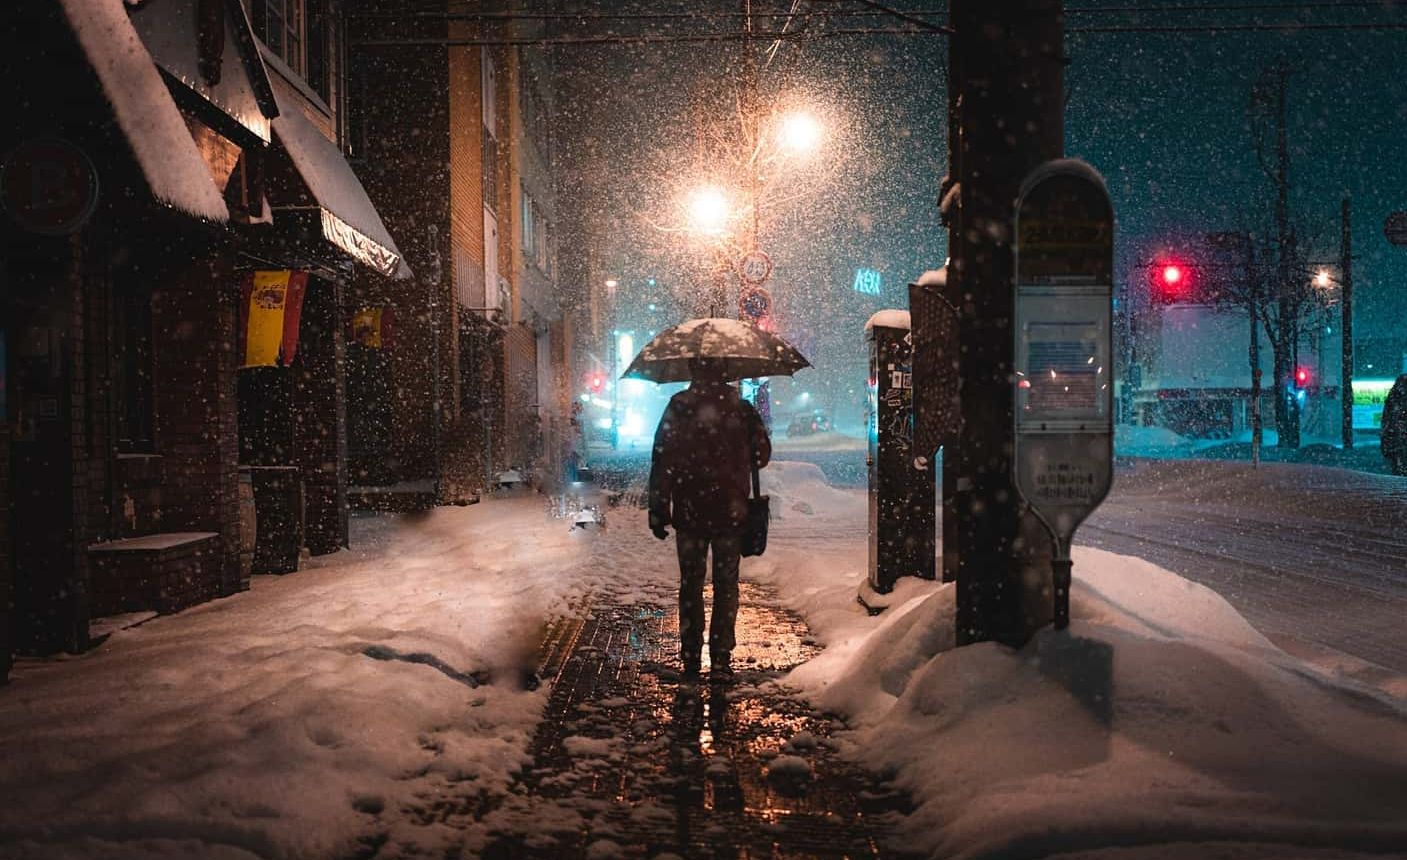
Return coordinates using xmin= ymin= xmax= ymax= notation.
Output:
xmin=1384 ymin=211 xmax=1407 ymax=247
xmin=0 ymin=137 xmax=99 ymax=236
xmin=738 ymin=285 xmax=771 ymax=322
xmin=1012 ymin=159 xmax=1115 ymax=630
xmin=738 ymin=250 xmax=773 ymax=285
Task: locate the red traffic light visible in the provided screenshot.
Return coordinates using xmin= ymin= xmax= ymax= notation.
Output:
xmin=1149 ymin=259 xmax=1195 ymax=302
xmin=587 ymin=374 xmax=604 ymax=393
xmin=1295 ymin=366 xmax=1310 ymax=387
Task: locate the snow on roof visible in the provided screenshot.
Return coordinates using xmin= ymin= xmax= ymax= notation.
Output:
xmin=57 ymin=0 xmax=229 ymax=222
xmin=270 ymin=87 xmax=409 ymax=279
xmin=865 ymin=309 xmax=911 ymax=331
xmin=914 ymin=267 xmax=947 ymax=287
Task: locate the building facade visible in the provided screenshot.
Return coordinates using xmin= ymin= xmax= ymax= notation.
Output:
xmin=345 ymin=4 xmax=574 ymax=507
xmin=1 ymin=0 xmax=407 ymax=678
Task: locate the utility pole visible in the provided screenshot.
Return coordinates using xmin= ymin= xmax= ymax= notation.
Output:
xmin=949 ymin=0 xmax=1065 ymax=647
xmin=1267 ymin=66 xmax=1301 ymax=449
xmin=1248 ymin=239 xmax=1262 ymax=466
xmin=1341 ymin=196 xmax=1354 ymax=449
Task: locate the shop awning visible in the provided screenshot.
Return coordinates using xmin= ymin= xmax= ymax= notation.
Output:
xmin=56 ymin=0 xmax=230 ymax=222
xmin=270 ymin=88 xmax=409 ymax=279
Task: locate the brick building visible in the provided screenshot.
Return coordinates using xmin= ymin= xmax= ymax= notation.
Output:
xmin=345 ymin=5 xmax=576 ymax=507
xmin=0 ymin=0 xmax=406 ymax=676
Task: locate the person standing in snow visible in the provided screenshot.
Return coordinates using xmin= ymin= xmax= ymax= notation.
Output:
xmin=1382 ymin=374 xmax=1407 ymax=477
xmin=648 ymin=358 xmax=771 ymax=681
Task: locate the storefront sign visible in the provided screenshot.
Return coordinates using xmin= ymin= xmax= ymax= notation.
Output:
xmin=853 ymin=268 xmax=882 ymax=296
xmin=0 ymin=137 xmax=99 ymax=236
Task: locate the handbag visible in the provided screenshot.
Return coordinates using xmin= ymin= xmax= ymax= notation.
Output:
xmin=741 ymin=427 xmax=770 ymax=558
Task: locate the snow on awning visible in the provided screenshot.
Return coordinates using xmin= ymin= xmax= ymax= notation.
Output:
xmin=56 ymin=0 xmax=229 ymax=222
xmin=270 ymin=88 xmax=409 ymax=279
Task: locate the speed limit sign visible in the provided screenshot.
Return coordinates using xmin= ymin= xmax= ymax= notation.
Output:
xmin=738 ymin=250 xmax=773 ymax=285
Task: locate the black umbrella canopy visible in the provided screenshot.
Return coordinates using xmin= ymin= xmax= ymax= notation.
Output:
xmin=621 ymin=318 xmax=811 ymax=383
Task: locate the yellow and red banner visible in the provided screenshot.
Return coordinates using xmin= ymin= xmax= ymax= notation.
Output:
xmin=350 ymin=306 xmax=394 ymax=349
xmin=239 ymin=270 xmax=308 ymax=367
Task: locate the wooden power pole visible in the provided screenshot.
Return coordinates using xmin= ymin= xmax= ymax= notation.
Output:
xmin=948 ymin=0 xmax=1066 ymax=647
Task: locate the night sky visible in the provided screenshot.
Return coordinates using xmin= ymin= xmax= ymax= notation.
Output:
xmin=550 ymin=1 xmax=1407 ymax=418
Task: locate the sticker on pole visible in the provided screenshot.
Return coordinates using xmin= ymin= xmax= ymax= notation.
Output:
xmin=1012 ymin=159 xmax=1115 ymax=553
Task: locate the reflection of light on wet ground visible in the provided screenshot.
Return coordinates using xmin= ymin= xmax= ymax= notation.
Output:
xmin=469 ymin=580 xmax=915 ymax=858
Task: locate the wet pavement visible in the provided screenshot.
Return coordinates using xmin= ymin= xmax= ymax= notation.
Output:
xmin=479 ymin=581 xmax=917 ymax=859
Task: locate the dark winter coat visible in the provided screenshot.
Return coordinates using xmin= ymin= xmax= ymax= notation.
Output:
xmin=1382 ymin=374 xmax=1407 ymax=475
xmin=648 ymin=381 xmax=772 ymax=537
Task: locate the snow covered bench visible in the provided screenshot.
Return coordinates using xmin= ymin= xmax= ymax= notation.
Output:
xmin=88 ymin=531 xmax=221 ymax=616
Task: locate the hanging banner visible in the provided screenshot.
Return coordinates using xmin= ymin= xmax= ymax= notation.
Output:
xmin=351 ymin=307 xmax=395 ymax=349
xmin=240 ymin=270 xmax=309 ymax=367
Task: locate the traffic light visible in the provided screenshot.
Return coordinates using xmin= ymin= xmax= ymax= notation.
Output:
xmin=587 ymin=373 xmax=604 ymax=394
xmin=1294 ymin=366 xmax=1310 ymax=388
xmin=1149 ymin=260 xmax=1193 ymax=301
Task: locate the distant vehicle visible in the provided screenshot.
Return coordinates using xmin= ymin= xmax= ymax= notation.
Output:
xmin=1382 ymin=374 xmax=1407 ymax=476
xmin=787 ymin=411 xmax=832 ymax=437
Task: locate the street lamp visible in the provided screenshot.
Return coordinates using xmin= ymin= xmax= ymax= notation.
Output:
xmin=777 ymin=110 xmax=822 ymax=156
xmin=687 ymin=186 xmax=731 ymax=236
xmin=1314 ymin=269 xmax=1332 ymax=289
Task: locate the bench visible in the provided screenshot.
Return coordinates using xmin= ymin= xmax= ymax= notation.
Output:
xmin=88 ymin=531 xmax=221 ymax=615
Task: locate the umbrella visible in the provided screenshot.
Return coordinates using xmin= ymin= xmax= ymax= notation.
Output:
xmin=621 ymin=317 xmax=811 ymax=383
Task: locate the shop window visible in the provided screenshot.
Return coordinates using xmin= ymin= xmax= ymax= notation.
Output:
xmin=114 ymin=280 xmax=155 ymax=453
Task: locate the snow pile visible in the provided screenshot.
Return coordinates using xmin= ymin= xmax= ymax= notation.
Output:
xmin=772 ymin=429 xmax=867 ymax=453
xmin=1115 ymin=423 xmax=1195 ymax=457
xmin=57 ymin=0 xmax=229 ymax=222
xmin=759 ymin=460 xmax=862 ymax=520
xmin=0 ymin=499 xmax=680 ymax=860
xmin=760 ymin=533 xmax=1407 ymax=857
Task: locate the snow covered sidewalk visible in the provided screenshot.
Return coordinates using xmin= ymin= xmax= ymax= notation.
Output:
xmin=0 ymin=497 xmax=676 ymax=860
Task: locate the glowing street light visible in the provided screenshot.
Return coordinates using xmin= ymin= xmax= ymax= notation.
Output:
xmin=687 ymin=185 xmax=731 ymax=236
xmin=778 ymin=110 xmax=822 ymax=156
xmin=1314 ymin=269 xmax=1332 ymax=288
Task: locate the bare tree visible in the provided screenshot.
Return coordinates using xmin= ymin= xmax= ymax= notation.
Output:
xmin=1238 ymin=63 xmax=1336 ymax=449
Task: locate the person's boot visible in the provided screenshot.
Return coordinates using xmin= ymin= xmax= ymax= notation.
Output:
xmin=709 ymin=652 xmax=733 ymax=682
xmin=681 ymin=652 xmax=701 ymax=681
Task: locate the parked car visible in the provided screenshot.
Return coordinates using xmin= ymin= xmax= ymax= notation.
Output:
xmin=787 ymin=411 xmax=833 ymax=437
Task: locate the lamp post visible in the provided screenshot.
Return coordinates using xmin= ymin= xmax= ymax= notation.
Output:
xmin=1340 ymin=197 xmax=1354 ymax=450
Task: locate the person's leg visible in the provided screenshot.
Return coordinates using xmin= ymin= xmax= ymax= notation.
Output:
xmin=676 ymin=531 xmax=708 ymax=675
xmin=708 ymin=533 xmax=742 ymax=675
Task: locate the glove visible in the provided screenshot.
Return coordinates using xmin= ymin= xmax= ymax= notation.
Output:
xmin=652 ymin=525 xmax=669 ymax=541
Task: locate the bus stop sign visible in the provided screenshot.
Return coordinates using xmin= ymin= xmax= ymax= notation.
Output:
xmin=1012 ymin=159 xmax=1114 ymax=629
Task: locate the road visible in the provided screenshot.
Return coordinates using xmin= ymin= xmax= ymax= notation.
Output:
xmin=1083 ymin=459 xmax=1407 ymax=680
xmin=587 ymin=444 xmax=1407 ymax=680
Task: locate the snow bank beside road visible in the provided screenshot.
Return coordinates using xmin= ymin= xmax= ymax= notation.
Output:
xmin=752 ymin=479 xmax=1407 ymax=859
